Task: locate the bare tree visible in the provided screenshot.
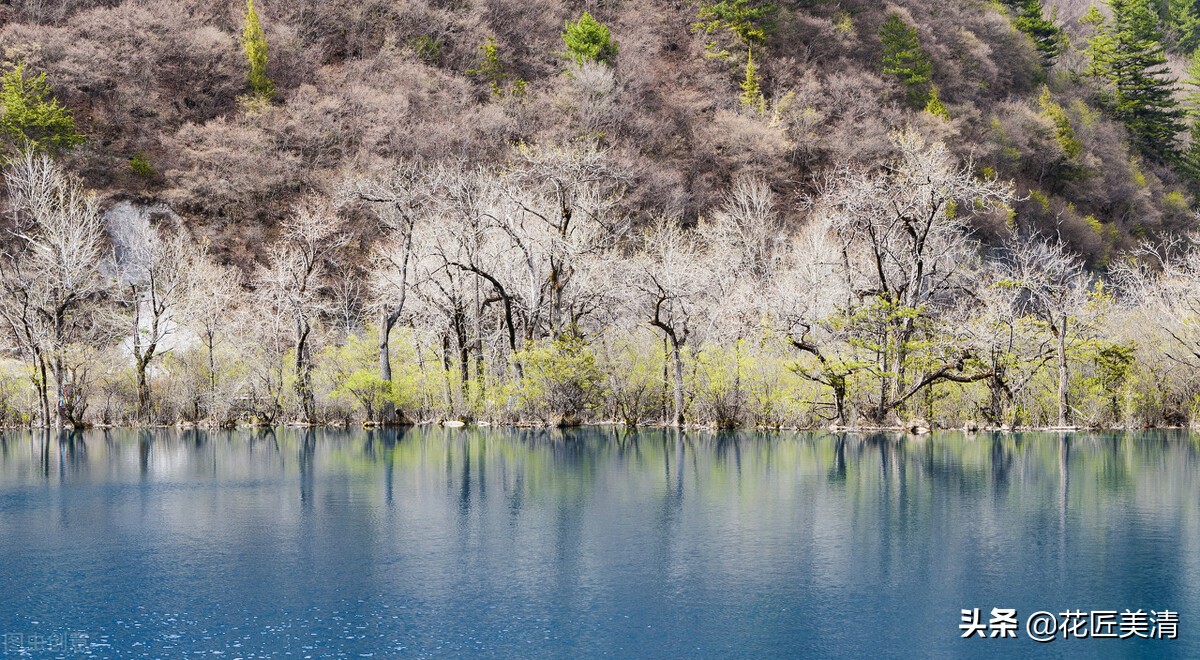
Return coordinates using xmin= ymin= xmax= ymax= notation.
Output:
xmin=0 ymin=250 xmax=53 ymax=425
xmin=632 ymin=218 xmax=710 ymax=426
xmin=407 ymin=221 xmax=478 ymax=418
xmin=1 ymin=152 xmax=108 ymax=427
xmin=343 ymin=163 xmax=430 ymax=422
xmin=259 ymin=197 xmax=348 ymax=423
xmin=180 ymin=240 xmax=241 ymax=422
xmin=708 ymin=175 xmax=785 ymax=282
xmin=503 ymin=142 xmax=628 ymax=339
xmin=771 ymin=215 xmax=857 ymax=425
xmin=1003 ymin=236 xmax=1097 ymax=427
xmin=428 ymin=163 xmax=509 ymax=401
xmin=819 ymin=130 xmax=1011 ymax=423
xmin=1114 ymin=236 xmax=1200 ymax=370
xmin=109 ymin=209 xmax=192 ymax=421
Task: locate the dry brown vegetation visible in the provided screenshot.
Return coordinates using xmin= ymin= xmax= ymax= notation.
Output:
xmin=0 ymin=0 xmax=1193 ymax=267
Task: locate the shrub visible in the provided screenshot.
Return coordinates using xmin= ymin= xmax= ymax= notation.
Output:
xmin=517 ymin=332 xmax=605 ymax=424
xmin=129 ymin=151 xmax=156 ymax=178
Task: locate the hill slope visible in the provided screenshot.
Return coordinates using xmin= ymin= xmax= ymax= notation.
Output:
xmin=0 ymin=0 xmax=1195 ymax=266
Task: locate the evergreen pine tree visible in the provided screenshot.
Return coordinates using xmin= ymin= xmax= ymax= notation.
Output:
xmin=740 ymin=48 xmax=766 ymax=113
xmin=1082 ymin=5 xmax=1116 ymax=80
xmin=468 ymin=37 xmax=508 ymax=97
xmin=1167 ymin=0 xmax=1200 ymax=52
xmin=1012 ymin=0 xmax=1066 ymax=67
xmin=1186 ymin=47 xmax=1200 ymax=108
xmin=242 ymin=0 xmax=275 ymax=100
xmin=924 ymin=84 xmax=949 ymax=119
xmin=1087 ymin=0 xmax=1184 ymax=162
xmin=693 ymin=0 xmax=779 ymax=47
xmin=879 ymin=14 xmax=932 ymax=108
xmin=0 ymin=62 xmax=84 ymax=153
xmin=1180 ymin=48 xmax=1200 ymax=178
xmin=562 ymin=12 xmax=619 ymax=67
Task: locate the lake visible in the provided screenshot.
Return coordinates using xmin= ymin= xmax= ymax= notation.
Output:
xmin=0 ymin=428 xmax=1195 ymax=658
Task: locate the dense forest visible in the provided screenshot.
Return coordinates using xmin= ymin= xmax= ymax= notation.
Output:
xmin=1 ymin=0 xmax=1200 ymax=429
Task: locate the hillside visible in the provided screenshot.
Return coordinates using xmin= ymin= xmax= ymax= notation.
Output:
xmin=1 ymin=0 xmax=1195 ymax=265
xmin=5 ymin=0 xmax=1200 ymax=430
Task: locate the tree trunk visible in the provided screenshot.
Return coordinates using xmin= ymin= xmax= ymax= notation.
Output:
xmin=53 ymin=355 xmax=64 ymax=429
xmin=295 ymin=320 xmax=314 ymax=424
xmin=1057 ymin=315 xmax=1069 ymax=427
xmin=455 ymin=313 xmax=470 ymax=413
xmin=670 ymin=338 xmax=685 ymax=427
xmin=875 ymin=330 xmax=890 ymax=425
xmin=661 ymin=336 xmax=670 ymax=424
xmin=206 ymin=331 xmax=217 ymax=420
xmin=832 ymin=376 xmax=847 ymax=426
xmin=441 ymin=334 xmax=455 ymax=413
xmin=473 ymin=274 xmax=485 ymax=408
xmin=135 ymin=358 xmax=150 ymax=422
xmin=53 ymin=310 xmax=64 ymax=429
xmin=378 ymin=310 xmax=396 ymax=424
xmin=35 ymin=352 xmax=49 ymax=428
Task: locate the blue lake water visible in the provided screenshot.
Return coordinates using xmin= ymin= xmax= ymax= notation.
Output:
xmin=0 ymin=428 xmax=1196 ymax=658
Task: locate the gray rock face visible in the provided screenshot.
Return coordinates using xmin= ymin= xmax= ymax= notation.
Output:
xmin=104 ymin=200 xmax=182 ymax=284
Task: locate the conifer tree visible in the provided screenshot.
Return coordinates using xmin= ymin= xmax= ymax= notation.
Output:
xmin=1180 ymin=49 xmax=1200 ymax=178
xmin=1086 ymin=0 xmax=1184 ymax=162
xmin=1167 ymin=0 xmax=1200 ymax=52
xmin=1012 ymin=0 xmax=1066 ymax=67
xmin=879 ymin=14 xmax=933 ymax=108
xmin=562 ymin=12 xmax=619 ymax=67
xmin=740 ymin=48 xmax=765 ymax=113
xmin=242 ymin=0 xmax=275 ymax=99
xmin=468 ymin=37 xmax=508 ymax=96
xmin=924 ymin=85 xmax=949 ymax=119
xmin=693 ymin=0 xmax=779 ymax=47
xmin=0 ymin=63 xmax=84 ymax=153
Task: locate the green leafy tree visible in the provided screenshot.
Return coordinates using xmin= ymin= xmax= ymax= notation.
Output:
xmin=242 ymin=0 xmax=275 ymax=99
xmin=879 ymin=14 xmax=933 ymax=108
xmin=562 ymin=11 xmax=619 ymax=67
xmin=1085 ymin=0 xmax=1184 ymax=162
xmin=1011 ymin=0 xmax=1067 ymax=67
xmin=740 ymin=48 xmax=766 ymax=113
xmin=693 ymin=0 xmax=779 ymax=47
xmin=323 ymin=334 xmax=410 ymax=423
xmin=1081 ymin=5 xmax=1116 ymax=79
xmin=0 ymin=63 xmax=84 ymax=153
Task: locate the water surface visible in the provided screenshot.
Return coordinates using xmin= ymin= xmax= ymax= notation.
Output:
xmin=0 ymin=428 xmax=1195 ymax=658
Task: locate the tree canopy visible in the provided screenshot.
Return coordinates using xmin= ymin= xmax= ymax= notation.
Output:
xmin=0 ymin=63 xmax=84 ymax=153
xmin=880 ymin=14 xmax=933 ymax=108
xmin=1085 ymin=0 xmax=1184 ymax=162
xmin=242 ymin=0 xmax=274 ymax=99
xmin=562 ymin=12 xmax=619 ymax=67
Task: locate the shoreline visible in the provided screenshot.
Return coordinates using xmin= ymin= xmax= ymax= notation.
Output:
xmin=10 ymin=421 xmax=1196 ymax=434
